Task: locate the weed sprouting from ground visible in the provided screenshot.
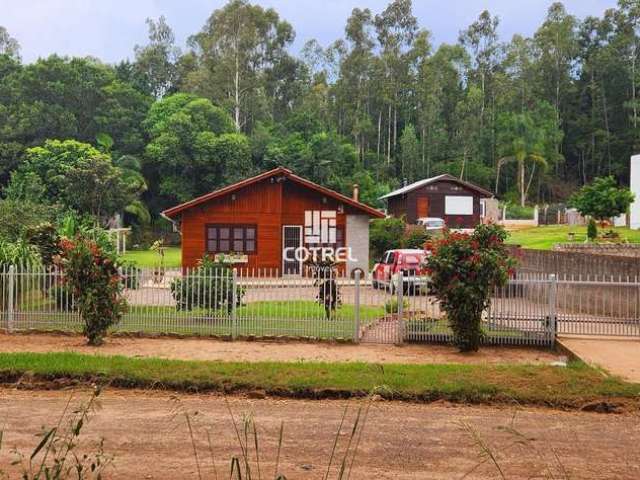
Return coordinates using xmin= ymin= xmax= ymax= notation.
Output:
xmin=168 ymin=394 xmax=372 ymax=480
xmin=0 ymin=386 xmax=113 ymax=480
xmin=459 ymin=410 xmax=570 ymax=480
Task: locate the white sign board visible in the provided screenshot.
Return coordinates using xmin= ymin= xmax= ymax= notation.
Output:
xmin=445 ymin=196 xmax=473 ymax=215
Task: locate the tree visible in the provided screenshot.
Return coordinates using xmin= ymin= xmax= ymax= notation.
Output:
xmin=496 ymin=103 xmax=562 ymax=206
xmin=186 ymin=0 xmax=294 ymax=131
xmin=143 ymin=93 xmax=252 ymax=208
xmin=569 ymin=176 xmax=635 ymax=222
xmin=134 ymin=16 xmax=181 ymax=99
xmin=0 ymin=26 xmax=20 ymax=59
xmin=399 ymin=123 xmax=420 ymax=181
xmin=15 ymin=139 xmax=137 ymax=219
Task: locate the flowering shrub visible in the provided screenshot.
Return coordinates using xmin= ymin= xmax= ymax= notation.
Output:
xmin=425 ymin=224 xmax=515 ymax=352
xmin=56 ymin=235 xmax=127 ymax=345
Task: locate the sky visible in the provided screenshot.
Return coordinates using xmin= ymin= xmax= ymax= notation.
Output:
xmin=1 ymin=0 xmax=620 ymax=64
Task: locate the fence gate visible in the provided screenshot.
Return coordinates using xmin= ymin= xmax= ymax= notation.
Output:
xmin=554 ymin=275 xmax=640 ymax=337
xmin=357 ymin=276 xmax=406 ymax=344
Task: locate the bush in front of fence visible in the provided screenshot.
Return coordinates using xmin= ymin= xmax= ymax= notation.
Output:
xmin=56 ymin=235 xmax=127 ymax=346
xmin=426 ymin=224 xmax=515 ymax=352
xmin=170 ymin=255 xmax=244 ymax=315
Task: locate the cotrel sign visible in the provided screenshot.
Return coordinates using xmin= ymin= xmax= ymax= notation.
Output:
xmin=283 ymin=210 xmax=356 ymax=263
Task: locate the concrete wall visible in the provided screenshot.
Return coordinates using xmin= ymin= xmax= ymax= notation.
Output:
xmin=346 ymin=215 xmax=370 ymax=276
xmin=511 ymin=246 xmax=640 ymax=318
xmin=510 ymin=246 xmax=640 ymax=277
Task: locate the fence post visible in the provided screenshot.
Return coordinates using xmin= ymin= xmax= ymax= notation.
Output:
xmin=548 ymin=274 xmax=558 ymax=345
xmin=353 ymin=270 xmax=361 ymax=343
xmin=396 ymin=278 xmax=404 ymax=344
xmin=231 ymin=268 xmax=237 ymax=340
xmin=7 ymin=265 xmax=15 ymax=333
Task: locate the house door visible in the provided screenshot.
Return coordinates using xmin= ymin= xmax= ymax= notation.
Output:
xmin=282 ymin=226 xmax=302 ymax=275
xmin=417 ymin=197 xmax=429 ymax=219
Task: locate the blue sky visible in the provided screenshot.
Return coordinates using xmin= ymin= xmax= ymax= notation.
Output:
xmin=2 ymin=0 xmax=619 ymax=64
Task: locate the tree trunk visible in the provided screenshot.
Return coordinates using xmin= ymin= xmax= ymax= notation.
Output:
xmin=234 ymin=40 xmax=241 ymax=132
xmin=519 ymin=156 xmax=526 ymax=207
xmin=377 ymin=110 xmax=382 ymax=162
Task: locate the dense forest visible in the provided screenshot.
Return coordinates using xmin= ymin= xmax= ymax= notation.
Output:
xmin=1 ymin=0 xmax=640 ymax=230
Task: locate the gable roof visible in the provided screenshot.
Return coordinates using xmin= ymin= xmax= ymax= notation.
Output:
xmin=380 ymin=174 xmax=494 ymax=200
xmin=162 ymin=166 xmax=385 ymax=219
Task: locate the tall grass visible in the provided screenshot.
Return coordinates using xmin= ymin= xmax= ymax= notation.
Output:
xmin=1 ymin=386 xmax=112 ymax=479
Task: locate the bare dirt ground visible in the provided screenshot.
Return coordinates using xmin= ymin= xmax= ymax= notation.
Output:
xmin=0 ymin=332 xmax=562 ymax=365
xmin=0 ymin=388 xmax=638 ymax=479
xmin=559 ymin=336 xmax=640 ymax=382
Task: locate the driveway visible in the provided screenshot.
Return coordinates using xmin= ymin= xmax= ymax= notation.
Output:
xmin=559 ymin=336 xmax=640 ymax=382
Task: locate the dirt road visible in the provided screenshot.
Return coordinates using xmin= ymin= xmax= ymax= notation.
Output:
xmin=0 ymin=388 xmax=638 ymax=479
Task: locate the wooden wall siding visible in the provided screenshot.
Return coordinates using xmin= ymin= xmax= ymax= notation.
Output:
xmin=180 ymin=177 xmax=352 ymax=272
xmin=390 ymin=180 xmax=482 ymax=228
xmin=181 ymin=179 xmax=283 ymax=269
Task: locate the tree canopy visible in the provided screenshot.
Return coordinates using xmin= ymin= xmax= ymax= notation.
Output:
xmin=1 ymin=0 xmax=640 ymax=224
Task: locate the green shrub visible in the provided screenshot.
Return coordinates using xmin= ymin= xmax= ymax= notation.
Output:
xmin=26 ymin=222 xmax=61 ymax=267
xmin=384 ymin=297 xmax=409 ymax=314
xmin=370 ymin=217 xmax=405 ymax=260
xmin=587 ymin=218 xmax=598 ymax=240
xmin=170 ymin=255 xmax=244 ymax=314
xmin=426 ymin=224 xmax=515 ymax=352
xmin=503 ymin=203 xmax=535 ymax=220
xmin=401 ymin=228 xmax=430 ymax=249
xmin=119 ymin=261 xmax=142 ymax=290
xmin=56 ymin=235 xmax=127 ymax=346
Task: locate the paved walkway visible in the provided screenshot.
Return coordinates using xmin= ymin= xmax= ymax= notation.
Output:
xmin=558 ymin=336 xmax=640 ymax=382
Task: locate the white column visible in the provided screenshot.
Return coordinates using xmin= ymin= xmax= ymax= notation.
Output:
xmin=630 ymin=155 xmax=640 ymax=229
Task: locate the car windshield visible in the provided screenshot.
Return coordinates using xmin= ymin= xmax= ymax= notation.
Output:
xmin=401 ymin=254 xmax=423 ymax=264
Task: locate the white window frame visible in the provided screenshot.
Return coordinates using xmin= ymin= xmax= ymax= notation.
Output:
xmin=445 ymin=196 xmax=474 ymax=216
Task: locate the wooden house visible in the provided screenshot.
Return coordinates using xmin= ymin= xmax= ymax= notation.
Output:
xmin=162 ymin=167 xmax=384 ymax=275
xmin=380 ymin=174 xmax=493 ymax=228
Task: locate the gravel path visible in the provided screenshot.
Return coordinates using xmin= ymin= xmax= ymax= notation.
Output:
xmin=0 ymin=388 xmax=638 ymax=479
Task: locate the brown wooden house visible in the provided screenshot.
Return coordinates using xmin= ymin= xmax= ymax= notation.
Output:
xmin=162 ymin=167 xmax=384 ymax=275
xmin=380 ymin=174 xmax=493 ymax=228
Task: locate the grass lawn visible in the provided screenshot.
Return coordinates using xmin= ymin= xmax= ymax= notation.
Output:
xmin=506 ymin=225 xmax=640 ymax=250
xmin=13 ymin=299 xmax=386 ymax=341
xmin=121 ymin=247 xmax=181 ymax=268
xmin=0 ymin=351 xmax=638 ymax=407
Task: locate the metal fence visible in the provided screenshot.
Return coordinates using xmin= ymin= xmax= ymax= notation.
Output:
xmin=1 ymin=266 xmax=637 ymax=345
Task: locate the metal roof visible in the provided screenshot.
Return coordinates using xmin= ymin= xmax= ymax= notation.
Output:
xmin=380 ymin=174 xmax=494 ymax=200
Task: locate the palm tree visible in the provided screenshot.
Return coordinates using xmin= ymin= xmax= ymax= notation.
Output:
xmin=496 ymin=111 xmax=548 ymax=206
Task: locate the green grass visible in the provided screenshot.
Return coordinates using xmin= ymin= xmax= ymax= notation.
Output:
xmin=120 ymin=247 xmax=181 ymax=268
xmin=0 ymin=351 xmax=638 ymax=407
xmin=506 ymin=225 xmax=640 ymax=250
xmin=14 ymin=300 xmax=385 ymax=341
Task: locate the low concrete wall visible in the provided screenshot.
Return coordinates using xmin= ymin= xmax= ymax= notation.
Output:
xmin=510 ymin=246 xmax=640 ymax=277
xmin=554 ymin=243 xmax=640 ymax=258
xmin=510 ymin=246 xmax=640 ymax=319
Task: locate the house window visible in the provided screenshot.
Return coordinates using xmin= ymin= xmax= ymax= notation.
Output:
xmin=445 ymin=196 xmax=474 ymax=215
xmin=206 ymin=225 xmax=256 ymax=253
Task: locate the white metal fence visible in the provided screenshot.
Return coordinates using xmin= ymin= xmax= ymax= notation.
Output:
xmin=1 ymin=266 xmax=638 ymax=345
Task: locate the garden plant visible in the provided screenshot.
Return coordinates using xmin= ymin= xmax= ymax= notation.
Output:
xmin=425 ymin=224 xmax=515 ymax=352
